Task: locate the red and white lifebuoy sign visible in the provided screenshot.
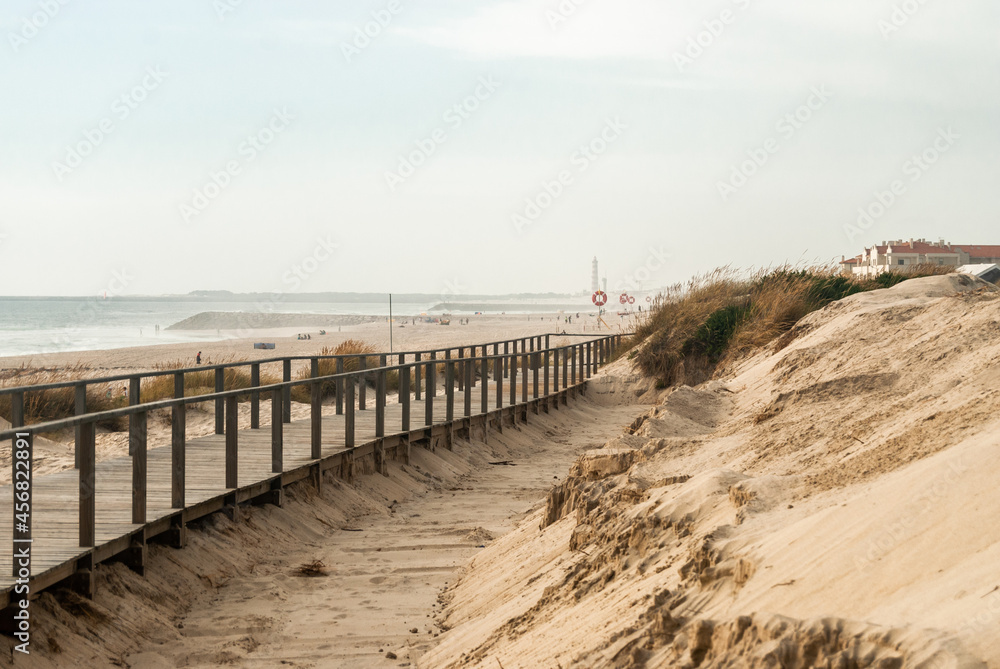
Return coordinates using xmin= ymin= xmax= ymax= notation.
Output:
xmin=592 ymin=290 xmax=608 ymax=306
xmin=628 ymin=296 xmax=635 ymax=304
xmin=619 ymin=293 xmax=628 ymax=304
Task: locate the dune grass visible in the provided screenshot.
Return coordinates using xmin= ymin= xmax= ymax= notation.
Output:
xmin=630 ymin=264 xmax=955 ymax=387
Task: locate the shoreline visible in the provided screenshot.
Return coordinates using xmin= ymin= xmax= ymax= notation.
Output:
xmin=0 ymin=313 xmax=627 ymax=375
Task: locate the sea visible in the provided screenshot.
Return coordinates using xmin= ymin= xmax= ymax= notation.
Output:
xmin=0 ymin=296 xmax=592 ymax=358
xmin=0 ymin=298 xmax=413 ymax=358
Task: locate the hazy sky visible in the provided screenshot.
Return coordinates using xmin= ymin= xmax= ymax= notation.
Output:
xmin=1 ymin=0 xmax=997 ymax=297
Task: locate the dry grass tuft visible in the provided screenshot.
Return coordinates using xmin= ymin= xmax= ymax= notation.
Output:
xmin=295 ymin=559 xmax=329 ymax=577
xmin=630 ymin=263 xmax=955 ymax=387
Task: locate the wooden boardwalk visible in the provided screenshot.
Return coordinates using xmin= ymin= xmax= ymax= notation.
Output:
xmin=0 ymin=372 xmax=585 ymax=610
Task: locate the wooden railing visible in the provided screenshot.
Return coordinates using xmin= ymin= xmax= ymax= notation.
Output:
xmin=0 ymin=333 xmax=625 ymax=597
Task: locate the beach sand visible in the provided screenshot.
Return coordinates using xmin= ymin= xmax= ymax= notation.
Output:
xmin=7 ymin=278 xmax=1000 ymax=667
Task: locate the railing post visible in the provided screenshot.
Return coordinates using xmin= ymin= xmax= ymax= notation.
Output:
xmin=376 ymin=368 xmax=386 ymax=438
xmin=553 ymin=348 xmax=560 ymax=393
xmin=464 ymin=357 xmax=472 ymax=418
xmin=226 ymin=395 xmax=238 ymax=489
xmin=481 ymin=356 xmax=489 ymax=414
xmin=282 ymin=359 xmax=292 ymax=424
xmin=74 ymin=383 xmax=86 ymax=469
xmin=311 ymin=359 xmax=322 ymax=460
xmin=400 ymin=361 xmax=410 ymax=432
xmin=586 ymin=342 xmax=592 ymax=379
xmin=521 ymin=350 xmax=528 ymax=406
xmin=128 ymin=375 xmax=142 ymax=454
xmin=545 ymin=334 xmax=550 ymax=350
xmin=345 ymin=376 xmax=356 ymax=448
xmin=12 ymin=430 xmax=32 ymax=579
xmin=214 ymin=369 xmax=224 ymax=435
xmin=495 ymin=356 xmax=503 ymax=409
xmin=571 ymin=345 xmax=577 ymax=386
xmin=359 ymin=356 xmax=367 ymax=411
xmin=446 ymin=361 xmax=455 ymax=422
xmin=414 ymin=352 xmax=422 ymax=400
xmin=455 ymin=348 xmax=462 ymax=392
xmin=79 ymin=421 xmax=95 ymax=548
xmin=579 ymin=343 xmax=585 ymax=383
xmin=509 ymin=351 xmax=517 ymax=409
xmin=250 ymin=363 xmax=260 ymax=429
xmin=562 ymin=347 xmax=569 ymax=405
xmin=336 ymin=358 xmax=344 ymax=415
xmin=172 ymin=373 xmax=185 ymax=508
xmin=425 ymin=352 xmax=436 ymax=426
xmin=131 ymin=410 xmax=147 ymax=524
xmin=544 ymin=350 xmax=550 ymax=398
xmin=503 ymin=342 xmax=509 ymax=378
xmin=272 ymin=385 xmax=283 ymax=473
xmin=533 ymin=352 xmax=540 ymax=406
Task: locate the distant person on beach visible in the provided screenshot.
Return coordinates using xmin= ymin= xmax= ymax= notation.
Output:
xmin=196 ymin=351 xmax=202 ymax=365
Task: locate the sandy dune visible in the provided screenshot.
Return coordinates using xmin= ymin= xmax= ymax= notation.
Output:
xmin=421 ymin=275 xmax=1000 ymax=668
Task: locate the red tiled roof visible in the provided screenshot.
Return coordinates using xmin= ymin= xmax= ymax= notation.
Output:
xmin=886 ymin=241 xmax=956 ymax=255
xmin=954 ymin=245 xmax=1000 ymax=258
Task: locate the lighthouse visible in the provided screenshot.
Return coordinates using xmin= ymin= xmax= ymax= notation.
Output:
xmin=591 ymin=257 xmax=599 ymax=293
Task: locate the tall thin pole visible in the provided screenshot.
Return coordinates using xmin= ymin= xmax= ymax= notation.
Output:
xmin=389 ymin=293 xmax=393 ymax=353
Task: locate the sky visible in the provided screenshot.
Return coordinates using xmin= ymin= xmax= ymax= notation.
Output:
xmin=0 ymin=0 xmax=997 ymax=297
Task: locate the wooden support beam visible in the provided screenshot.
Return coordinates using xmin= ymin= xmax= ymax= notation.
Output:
xmin=414 ymin=352 xmax=422 ymax=400
xmin=509 ymin=352 xmax=517 ymax=410
xmin=503 ymin=341 xmax=509 ymax=378
xmin=495 ymin=357 xmax=503 ymax=409
xmin=78 ymin=422 xmax=95 ymax=548
xmin=553 ymin=348 xmax=560 ymax=393
xmin=400 ymin=360 xmax=410 ymax=432
xmin=376 ymin=369 xmax=386 ymax=438
xmin=214 ymin=369 xmax=224 ymax=435
xmin=359 ymin=356 xmax=367 ymax=411
xmin=345 ymin=379 xmax=356 ymax=448
xmin=74 ymin=383 xmax=86 ymax=469
xmin=282 ymin=359 xmax=291 ymax=424
xmin=250 ymin=363 xmax=260 ymax=429
xmin=464 ymin=357 xmax=472 ymax=418
xmin=455 ymin=348 xmax=462 ymax=392
xmin=311 ymin=359 xmax=322 ymax=460
xmin=521 ymin=349 xmax=528 ymax=406
xmin=446 ymin=361 xmax=455 ymax=423
xmin=226 ymin=395 xmax=238 ymax=489
xmin=131 ymin=410 xmax=147 ymax=524
xmin=481 ymin=357 xmax=488 ymax=414
xmin=425 ymin=352 xmax=436 ymax=427
xmin=271 ymin=387 xmax=283 ymax=473
xmin=172 ymin=373 xmax=185 ymax=508
xmin=533 ymin=352 xmax=540 ymax=411
xmin=336 ymin=358 xmax=344 ymax=415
